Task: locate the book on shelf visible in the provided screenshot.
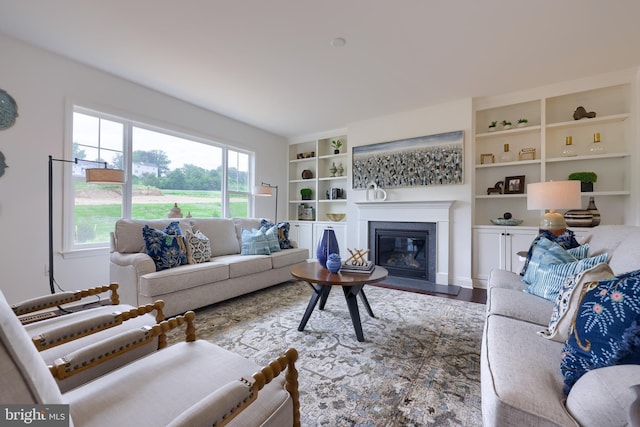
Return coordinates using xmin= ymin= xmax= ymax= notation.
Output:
xmin=340 ymin=261 xmax=374 ymax=273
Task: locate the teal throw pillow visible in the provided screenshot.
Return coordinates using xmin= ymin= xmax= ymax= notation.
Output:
xmin=260 ymin=219 xmax=293 ymax=249
xmin=260 ymin=225 xmax=282 ymax=253
xmin=522 ymin=237 xmax=584 ymax=285
xmin=142 ymin=221 xmax=187 ymax=271
xmin=525 ymin=253 xmax=608 ymax=301
xmin=241 ymin=228 xmax=271 ymax=255
xmin=561 ymin=269 xmax=640 ymax=394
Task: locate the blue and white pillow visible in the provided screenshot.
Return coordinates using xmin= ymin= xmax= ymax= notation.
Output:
xmin=522 ymin=237 xmax=588 ymax=285
xmin=260 ymin=219 xmax=293 ymax=249
xmin=525 ymin=253 xmax=608 ymax=301
xmin=142 ymin=221 xmax=187 ymax=271
xmin=240 ymin=228 xmax=271 ymax=255
xmin=260 ymin=225 xmax=282 ymax=254
xmin=561 ymin=269 xmax=640 ymax=394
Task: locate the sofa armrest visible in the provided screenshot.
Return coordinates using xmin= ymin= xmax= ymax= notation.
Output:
xmin=12 ymin=283 xmax=120 ymax=318
xmin=110 ymin=252 xmax=156 ymax=276
xmin=31 ymin=300 xmax=165 ymax=351
xmin=50 ymin=311 xmax=196 ymax=380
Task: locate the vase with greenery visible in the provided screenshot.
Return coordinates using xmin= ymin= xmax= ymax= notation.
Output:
xmin=331 ymin=139 xmax=343 ymax=154
xmin=300 ymin=188 xmax=313 ymax=200
xmin=501 ymin=120 xmax=512 ymax=130
xmin=568 ymin=171 xmax=597 ymax=192
xmin=517 ymin=118 xmax=528 ymax=128
xmin=488 ymin=121 xmax=497 ymax=131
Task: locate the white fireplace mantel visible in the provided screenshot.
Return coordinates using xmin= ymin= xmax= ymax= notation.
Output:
xmin=355 ymin=200 xmax=454 ymax=285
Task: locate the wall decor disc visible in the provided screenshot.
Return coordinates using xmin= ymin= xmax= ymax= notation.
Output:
xmin=0 ymin=89 xmax=18 ymax=130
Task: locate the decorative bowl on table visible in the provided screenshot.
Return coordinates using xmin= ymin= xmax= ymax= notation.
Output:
xmin=326 ymin=213 xmax=346 ymax=222
xmin=490 ymin=218 xmax=524 ymax=226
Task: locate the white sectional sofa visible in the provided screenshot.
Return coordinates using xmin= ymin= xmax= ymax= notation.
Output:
xmin=110 ymin=217 xmax=309 ymax=317
xmin=481 ymin=225 xmax=640 ymax=427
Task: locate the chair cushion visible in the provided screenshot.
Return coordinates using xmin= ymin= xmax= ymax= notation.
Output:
xmin=64 ymin=341 xmax=292 ymax=427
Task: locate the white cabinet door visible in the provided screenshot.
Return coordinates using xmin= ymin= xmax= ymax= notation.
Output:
xmin=288 ymin=221 xmax=313 ymax=258
xmin=473 ymin=227 xmax=537 ymax=286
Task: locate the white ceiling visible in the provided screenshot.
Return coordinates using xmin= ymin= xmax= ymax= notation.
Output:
xmin=1 ymin=1 xmax=640 ymax=138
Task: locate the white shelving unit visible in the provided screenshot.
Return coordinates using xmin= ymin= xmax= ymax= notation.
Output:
xmin=472 ymin=79 xmax=636 ymax=286
xmin=287 ymin=133 xmax=349 ymax=258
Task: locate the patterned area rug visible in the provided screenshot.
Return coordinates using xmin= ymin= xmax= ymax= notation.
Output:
xmin=166 ymin=281 xmax=485 ymax=426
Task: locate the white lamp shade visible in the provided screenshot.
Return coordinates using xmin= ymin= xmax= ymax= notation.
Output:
xmin=527 ymin=180 xmax=581 ymax=211
xmin=85 ymin=168 xmax=125 ymax=184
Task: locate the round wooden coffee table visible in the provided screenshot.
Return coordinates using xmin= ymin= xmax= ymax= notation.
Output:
xmin=291 ymin=262 xmax=388 ymax=342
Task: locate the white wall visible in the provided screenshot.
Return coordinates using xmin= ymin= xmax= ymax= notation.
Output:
xmin=0 ymin=34 xmax=286 ymax=304
xmin=345 ymin=98 xmax=474 ymax=288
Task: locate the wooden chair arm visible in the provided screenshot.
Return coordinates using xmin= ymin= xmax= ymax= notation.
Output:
xmin=49 ymin=311 xmax=196 ymax=380
xmin=12 ymin=283 xmax=120 ymax=318
xmin=31 ymin=300 xmax=165 ymax=351
xmin=166 ymin=348 xmax=300 ymax=427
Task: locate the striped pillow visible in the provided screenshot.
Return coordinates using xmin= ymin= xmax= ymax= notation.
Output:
xmin=525 ymin=253 xmax=609 ymax=301
xmin=523 ymin=237 xmax=589 ymax=285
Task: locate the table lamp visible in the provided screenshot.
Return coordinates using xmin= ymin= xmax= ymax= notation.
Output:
xmin=527 ymin=180 xmax=581 ymax=236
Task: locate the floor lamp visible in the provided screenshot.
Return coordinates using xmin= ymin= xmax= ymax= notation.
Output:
xmin=48 ymin=156 xmax=125 ymax=294
xmin=253 ymin=181 xmax=278 ymax=223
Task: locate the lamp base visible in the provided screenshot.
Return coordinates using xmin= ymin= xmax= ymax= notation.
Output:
xmin=539 ymin=210 xmax=567 ymax=236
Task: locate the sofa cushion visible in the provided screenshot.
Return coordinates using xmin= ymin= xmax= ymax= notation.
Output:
xmin=539 ymin=262 xmax=615 ymax=343
xmin=561 ymin=268 xmax=640 ymax=394
xmin=191 ymin=218 xmax=240 ymax=257
xmin=525 ymin=253 xmax=608 ymax=301
xmin=487 ymin=269 xmax=527 ymax=291
xmin=487 ymin=287 xmax=554 ymax=326
xmin=139 ymin=262 xmax=229 ymax=297
xmin=213 ymin=254 xmax=272 ymax=279
xmin=270 ymin=247 xmax=309 ymax=269
xmin=142 ymin=222 xmax=188 ymax=271
xmin=241 ymin=228 xmax=272 ymax=255
xmin=184 ymin=230 xmax=211 ymax=264
xmin=608 ymin=229 xmax=640 ymax=275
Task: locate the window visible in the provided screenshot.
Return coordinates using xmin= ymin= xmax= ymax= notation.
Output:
xmin=69 ymin=106 xmax=254 ymax=250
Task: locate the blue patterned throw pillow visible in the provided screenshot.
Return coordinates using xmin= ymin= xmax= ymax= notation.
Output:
xmin=525 ymin=253 xmax=608 ymax=301
xmin=142 ymin=222 xmax=187 ymax=271
xmin=523 ymin=237 xmax=585 ymax=285
xmin=241 ymin=228 xmax=271 ymax=255
xmin=520 ymin=229 xmax=580 ymax=276
xmin=260 ymin=219 xmax=293 ymax=249
xmin=561 ymin=269 xmax=640 ymax=394
xmin=260 ymin=225 xmax=282 ymax=253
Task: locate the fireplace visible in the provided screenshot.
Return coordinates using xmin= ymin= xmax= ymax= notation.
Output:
xmin=369 ymin=221 xmax=436 ymax=284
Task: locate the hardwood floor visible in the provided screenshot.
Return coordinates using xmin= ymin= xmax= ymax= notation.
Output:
xmin=372 ymin=282 xmax=487 ymax=304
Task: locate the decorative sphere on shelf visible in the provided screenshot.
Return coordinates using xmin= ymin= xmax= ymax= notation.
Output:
xmin=503 ymin=212 xmax=512 ymax=220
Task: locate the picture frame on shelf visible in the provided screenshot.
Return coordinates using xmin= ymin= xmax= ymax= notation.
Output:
xmin=518 ymin=147 xmax=536 ymax=161
xmin=480 ymin=153 xmax=494 ymax=164
xmin=504 ymin=175 xmax=525 ymax=194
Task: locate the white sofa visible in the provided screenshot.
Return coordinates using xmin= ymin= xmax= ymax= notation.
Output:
xmin=110 ymin=218 xmax=309 ymax=317
xmin=481 ymin=225 xmax=640 ymax=426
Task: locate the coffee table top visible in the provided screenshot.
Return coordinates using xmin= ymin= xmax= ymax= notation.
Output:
xmin=291 ymin=262 xmax=388 ymax=286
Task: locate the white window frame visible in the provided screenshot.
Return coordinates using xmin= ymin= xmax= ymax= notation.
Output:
xmin=63 ymin=102 xmax=256 ymax=254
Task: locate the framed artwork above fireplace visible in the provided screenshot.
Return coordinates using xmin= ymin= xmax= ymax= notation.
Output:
xmin=351 ymin=130 xmax=464 ymax=189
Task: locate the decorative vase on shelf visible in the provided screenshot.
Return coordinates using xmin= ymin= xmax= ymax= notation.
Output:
xmin=499 ymin=143 xmax=514 ymax=162
xmin=329 ymin=162 xmax=337 ymax=177
xmin=317 ymin=227 xmax=339 ymax=268
xmin=562 ymin=136 xmax=577 ymax=157
xmin=588 ymin=132 xmax=605 ymax=154
xmin=587 ymin=197 xmax=600 ymax=226
xmin=326 ymin=253 xmax=342 ymax=273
